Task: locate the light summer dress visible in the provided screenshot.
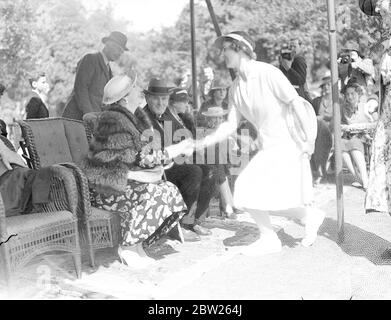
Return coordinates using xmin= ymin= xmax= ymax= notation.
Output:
xmin=229 ymin=61 xmax=313 ymax=211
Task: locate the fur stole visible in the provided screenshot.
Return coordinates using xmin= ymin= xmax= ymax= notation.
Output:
xmin=82 ymin=104 xmax=151 ymax=195
xmin=81 ymin=158 xmax=129 ymax=196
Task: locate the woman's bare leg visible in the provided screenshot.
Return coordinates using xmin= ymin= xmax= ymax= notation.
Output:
xmin=267 ymin=207 xmax=325 ymax=247
xmin=238 ymin=209 xmax=282 ymax=256
xmin=351 ymin=150 xmax=368 ymax=189
xmin=246 ymin=209 xmax=275 ymax=235
xmin=342 ymin=152 xmax=356 ymax=176
xmin=219 ymin=178 xmax=234 ymax=213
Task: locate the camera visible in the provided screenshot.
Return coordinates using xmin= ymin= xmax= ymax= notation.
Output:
xmin=338 ymin=52 xmax=351 ymax=64
xmin=280 ymin=44 xmax=295 ymax=61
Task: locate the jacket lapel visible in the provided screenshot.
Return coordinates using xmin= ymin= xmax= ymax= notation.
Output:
xmin=143 ymin=105 xmax=163 ymax=134
xmin=162 ymin=108 xmax=183 ymax=126
xmin=97 ymin=52 xmax=110 ymax=81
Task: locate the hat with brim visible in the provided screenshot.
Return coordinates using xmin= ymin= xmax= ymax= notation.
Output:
xmin=319 ymin=76 xmax=331 ymax=88
xmin=341 ymin=41 xmax=362 ymax=56
xmin=341 ymin=80 xmax=362 ymax=94
xmin=102 ymin=31 xmax=129 ymax=51
xmin=102 ymin=75 xmax=136 ymax=105
xmin=143 ymin=78 xmax=172 ymax=96
xmin=214 ymin=33 xmax=254 ymax=52
xmin=209 ymin=80 xmax=229 ymax=92
xmin=210 ymin=85 xmax=227 ymax=91
xmin=214 ymin=32 xmax=255 ymax=57
xmin=359 ymin=0 xmax=381 ymax=16
xmin=169 ymin=88 xmax=189 ymax=102
xmin=202 ymin=107 xmax=229 ymax=117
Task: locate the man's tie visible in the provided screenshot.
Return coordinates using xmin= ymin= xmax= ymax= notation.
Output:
xmin=107 ymin=63 xmax=113 ymax=78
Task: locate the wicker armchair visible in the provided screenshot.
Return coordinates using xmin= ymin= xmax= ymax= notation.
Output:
xmin=17 ymin=118 xmax=120 ymax=269
xmin=0 ymin=161 xmax=82 ymax=287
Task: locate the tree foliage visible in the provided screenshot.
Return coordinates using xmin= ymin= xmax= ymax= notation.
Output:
xmin=0 ymin=0 xmax=35 ymax=100
xmin=0 ymin=0 xmax=386 ymax=120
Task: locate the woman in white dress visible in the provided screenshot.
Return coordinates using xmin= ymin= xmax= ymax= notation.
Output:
xmin=190 ymin=31 xmax=326 ymax=256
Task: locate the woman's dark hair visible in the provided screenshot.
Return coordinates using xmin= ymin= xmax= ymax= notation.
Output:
xmin=209 ymin=87 xmax=227 ymax=99
xmin=343 ymin=81 xmax=363 ymax=96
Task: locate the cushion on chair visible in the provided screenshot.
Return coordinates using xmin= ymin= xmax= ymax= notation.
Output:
xmin=90 ymin=207 xmax=115 ymax=220
xmin=62 ymin=119 xmax=89 ymax=166
xmin=25 ymin=119 xmax=73 ymax=166
xmin=6 ymin=211 xmax=74 ymax=235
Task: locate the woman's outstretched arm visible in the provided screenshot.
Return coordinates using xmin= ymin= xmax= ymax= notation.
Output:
xmin=197 ymin=106 xmax=241 ymax=149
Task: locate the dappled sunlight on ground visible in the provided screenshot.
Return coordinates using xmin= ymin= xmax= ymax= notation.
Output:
xmin=2 ymin=183 xmax=391 ymax=299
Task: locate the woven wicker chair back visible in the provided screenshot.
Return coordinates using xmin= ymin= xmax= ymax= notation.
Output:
xmin=23 ymin=118 xmax=89 ymax=167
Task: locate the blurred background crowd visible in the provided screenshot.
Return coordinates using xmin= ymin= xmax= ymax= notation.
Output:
xmin=0 ymin=0 xmax=385 ymax=119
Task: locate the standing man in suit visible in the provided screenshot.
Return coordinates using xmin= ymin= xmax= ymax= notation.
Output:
xmin=25 ymin=72 xmax=50 ymax=119
xmin=62 ymin=31 xmax=128 ymax=120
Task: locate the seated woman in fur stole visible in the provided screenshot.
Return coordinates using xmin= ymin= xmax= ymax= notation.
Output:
xmin=81 ymin=75 xmax=192 ymax=269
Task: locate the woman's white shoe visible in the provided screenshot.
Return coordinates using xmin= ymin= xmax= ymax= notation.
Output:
xmin=118 ymin=244 xmax=156 ymax=269
xmin=240 ymin=233 xmax=282 ymax=257
xmin=301 ymin=208 xmax=325 ymax=247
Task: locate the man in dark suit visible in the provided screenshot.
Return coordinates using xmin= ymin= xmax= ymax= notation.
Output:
xmin=279 ymin=38 xmax=312 ymax=103
xmin=62 ymin=31 xmax=128 ymax=120
xmin=25 ymin=73 xmax=50 ymax=119
xmin=141 ymin=78 xmax=214 ymax=242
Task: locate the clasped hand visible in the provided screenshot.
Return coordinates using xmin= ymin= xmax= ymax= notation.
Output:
xmin=165 ymin=139 xmax=196 ymax=159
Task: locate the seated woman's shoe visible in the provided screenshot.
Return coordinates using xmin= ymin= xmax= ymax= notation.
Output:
xmin=167 ymin=224 xmax=185 ymax=243
xmin=233 ymin=207 xmax=246 ymax=215
xmin=118 ymin=244 xmax=156 ymax=269
xmin=181 ymin=227 xmax=201 ymax=242
xmin=240 ymin=232 xmax=282 ymax=257
xmin=301 ymin=208 xmax=326 ymax=247
xmin=222 ymin=211 xmax=237 ymax=220
xmin=192 ymin=224 xmax=212 ymax=236
xmin=313 ymin=176 xmax=322 ymax=186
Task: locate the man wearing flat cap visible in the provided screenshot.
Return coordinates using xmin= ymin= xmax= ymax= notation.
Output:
xmin=62 ymin=31 xmax=128 ymax=120
xmin=141 ymin=78 xmax=215 ymax=242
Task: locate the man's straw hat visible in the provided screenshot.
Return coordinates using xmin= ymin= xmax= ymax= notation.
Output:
xmin=202 ymin=107 xmax=229 ymax=118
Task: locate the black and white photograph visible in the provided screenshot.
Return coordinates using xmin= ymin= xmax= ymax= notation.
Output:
xmin=0 ymin=0 xmax=391 ymax=304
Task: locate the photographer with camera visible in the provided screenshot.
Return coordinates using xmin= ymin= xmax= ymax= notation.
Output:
xmin=279 ymin=38 xmax=312 ymax=103
xmin=338 ymin=41 xmax=375 ymax=94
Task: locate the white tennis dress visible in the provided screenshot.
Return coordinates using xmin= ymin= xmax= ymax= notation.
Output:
xmin=229 ymin=60 xmax=313 ymax=211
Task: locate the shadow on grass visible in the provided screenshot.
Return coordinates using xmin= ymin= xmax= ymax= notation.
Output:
xmin=320 ymin=172 xmax=368 ymax=189
xmin=319 ymin=217 xmax=391 ymax=266
xmin=203 ymin=215 xmax=391 ymax=265
xmin=201 ymin=217 xmax=303 ymax=248
xmin=75 ymin=239 xmax=180 ymax=276
xmin=58 ymin=212 xmax=391 ymax=280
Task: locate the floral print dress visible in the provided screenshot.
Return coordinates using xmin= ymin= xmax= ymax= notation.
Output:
xmin=90 ymin=145 xmax=187 ymax=246
xmin=365 ymin=84 xmax=391 ymax=214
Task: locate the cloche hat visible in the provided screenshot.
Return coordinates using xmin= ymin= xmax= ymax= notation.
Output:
xmin=214 ymin=31 xmax=256 ymax=59
xmin=102 ymin=75 xmax=136 ymax=105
